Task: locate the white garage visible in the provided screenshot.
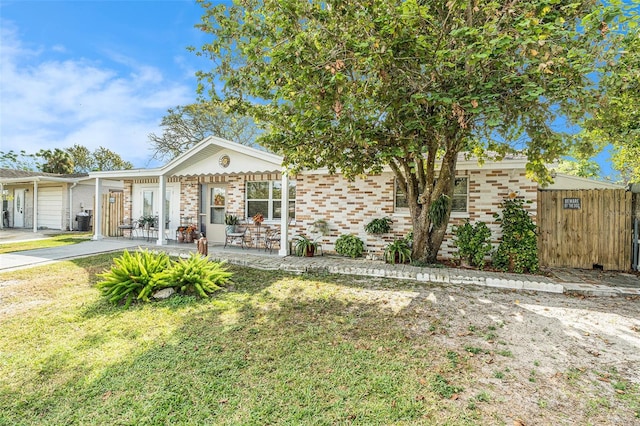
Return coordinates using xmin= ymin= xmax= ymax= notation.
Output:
xmin=37 ymin=186 xmax=64 ymax=229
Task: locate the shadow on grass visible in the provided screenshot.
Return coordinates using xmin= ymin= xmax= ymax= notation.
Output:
xmin=3 ymin=251 xmax=640 ymax=425
xmin=2 ymin=276 xmax=471 ymax=425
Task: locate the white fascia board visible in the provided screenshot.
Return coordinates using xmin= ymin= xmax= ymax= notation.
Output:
xmin=89 ymin=168 xmax=163 ymax=180
xmin=0 ymin=176 xmax=86 ymax=184
xmin=160 ymin=136 xmax=283 ymax=176
xmin=298 ymin=157 xmax=530 ymax=176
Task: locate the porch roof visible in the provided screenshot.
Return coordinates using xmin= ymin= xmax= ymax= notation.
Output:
xmin=89 ymin=136 xmax=284 ymax=180
xmin=0 ymin=168 xmax=91 ymax=185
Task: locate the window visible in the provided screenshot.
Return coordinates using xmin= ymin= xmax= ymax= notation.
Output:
xmin=246 ymin=181 xmax=296 ymax=221
xmin=142 ymin=190 xmax=154 ymax=217
xmin=210 ymin=187 xmax=226 ymax=225
xmin=450 ymin=177 xmax=468 ymax=212
xmin=395 ymin=177 xmax=468 ymax=213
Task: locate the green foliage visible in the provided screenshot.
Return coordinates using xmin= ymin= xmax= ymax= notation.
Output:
xmin=364 ymin=217 xmax=393 ymax=234
xmin=65 ymin=144 xmax=132 ymax=172
xmin=431 ymin=374 xmax=463 ymax=399
xmin=579 ymin=27 xmax=640 ymax=183
xmin=492 ymin=198 xmax=539 ymax=273
xmin=0 ymin=149 xmax=38 ymax=171
xmin=97 ymin=250 xmax=231 ymax=306
xmin=384 ymin=238 xmax=412 ymax=264
xmin=1 ymin=145 xmax=131 ymax=173
xmin=334 ymin=234 xmax=364 ymax=258
xmin=151 ymin=253 xmax=231 ymax=298
xmin=193 ymin=0 xmax=632 ymax=262
xmin=96 ymin=249 xmax=171 ymax=307
xmin=452 ymin=220 xmax=493 ymax=269
xmin=428 ymin=195 xmax=451 ymax=227
xmin=293 ymin=234 xmax=319 ymax=256
xmin=37 ymin=148 xmax=74 ymax=174
xmin=224 ymin=214 xmax=240 ymax=225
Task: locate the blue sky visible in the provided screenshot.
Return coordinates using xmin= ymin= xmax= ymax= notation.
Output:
xmin=0 ymin=0 xmax=618 ymax=177
xmin=0 ymin=0 xmax=214 ymax=168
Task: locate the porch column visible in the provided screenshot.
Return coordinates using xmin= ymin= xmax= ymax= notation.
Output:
xmin=157 ymin=174 xmax=166 ymax=245
xmin=279 ymin=171 xmax=290 ymax=256
xmin=93 ymin=177 xmax=103 ymax=240
xmin=32 ymin=180 xmax=38 ymax=233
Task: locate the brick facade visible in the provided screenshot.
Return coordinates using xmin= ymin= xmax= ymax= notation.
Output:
xmin=294 ymin=168 xmax=538 ymax=259
xmin=122 ymin=166 xmax=537 ymax=260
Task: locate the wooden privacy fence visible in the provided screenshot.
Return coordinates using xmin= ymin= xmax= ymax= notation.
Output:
xmin=100 ymin=192 xmax=125 ymax=237
xmin=538 ymin=189 xmax=632 ymax=271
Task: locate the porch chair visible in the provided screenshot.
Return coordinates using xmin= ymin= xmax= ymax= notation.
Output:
xmin=118 ymin=218 xmax=137 ymax=239
xmin=224 ymin=225 xmax=249 ymax=249
xmin=264 ymin=229 xmax=281 ymax=253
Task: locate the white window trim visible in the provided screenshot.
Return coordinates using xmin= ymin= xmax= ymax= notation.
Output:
xmin=245 ymin=180 xmax=295 ymax=223
xmin=394 ymin=177 xmax=469 ymax=216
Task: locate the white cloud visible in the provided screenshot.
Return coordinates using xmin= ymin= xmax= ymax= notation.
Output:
xmin=0 ymin=22 xmax=194 ymax=167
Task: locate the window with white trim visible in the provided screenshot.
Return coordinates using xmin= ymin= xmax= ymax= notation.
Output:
xmin=395 ymin=177 xmax=468 ymax=213
xmin=246 ymin=181 xmax=296 ymax=221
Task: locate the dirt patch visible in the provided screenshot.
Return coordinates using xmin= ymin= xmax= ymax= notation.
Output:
xmin=397 ymin=283 xmax=640 ymax=424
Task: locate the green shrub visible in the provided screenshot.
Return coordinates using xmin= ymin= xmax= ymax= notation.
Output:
xmin=452 ymin=220 xmax=492 ymax=269
xmin=364 ymin=217 xmax=393 ymax=234
xmin=152 ymin=253 xmax=232 ymax=298
xmin=384 ymin=239 xmax=412 ymax=264
xmin=96 ymin=249 xmax=171 ymax=307
xmin=334 ymin=234 xmax=364 ymax=258
xmin=492 ymin=197 xmax=539 ymax=273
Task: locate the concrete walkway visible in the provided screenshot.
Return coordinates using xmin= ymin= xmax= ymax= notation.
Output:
xmin=0 ymin=230 xmax=639 ymax=297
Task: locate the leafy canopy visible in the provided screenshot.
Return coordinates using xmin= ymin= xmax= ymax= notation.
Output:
xmin=193 ymin=0 xmax=635 ymax=261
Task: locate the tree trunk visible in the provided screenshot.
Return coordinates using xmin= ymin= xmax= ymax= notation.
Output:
xmin=405 ymin=148 xmax=458 ymax=264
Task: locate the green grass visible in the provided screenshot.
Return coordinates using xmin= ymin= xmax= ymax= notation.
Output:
xmin=0 ymin=232 xmax=92 ymax=253
xmin=0 ymin=253 xmax=483 ymax=425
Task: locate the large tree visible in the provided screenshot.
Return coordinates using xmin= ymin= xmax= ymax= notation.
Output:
xmin=65 ymin=144 xmax=133 ymax=172
xmin=194 ymin=0 xmax=635 ymax=262
xmin=37 ymin=148 xmax=74 ymax=174
xmin=148 ymin=103 xmax=261 ymax=161
xmin=580 ymin=30 xmax=640 ymax=183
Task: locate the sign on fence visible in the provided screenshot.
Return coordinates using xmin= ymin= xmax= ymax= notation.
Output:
xmin=562 ymin=197 xmax=581 ymax=209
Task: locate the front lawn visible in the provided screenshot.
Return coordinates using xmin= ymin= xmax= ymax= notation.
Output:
xmin=0 ymin=253 xmax=638 ymax=425
xmin=0 ymin=232 xmax=92 ymax=254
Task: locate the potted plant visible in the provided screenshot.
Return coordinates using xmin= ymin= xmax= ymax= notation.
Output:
xmin=224 ymin=214 xmax=240 ymax=233
xmin=252 ymin=212 xmax=264 ymax=226
xmin=364 ymin=217 xmax=393 ymax=234
xmin=293 ymin=234 xmax=319 ymax=257
xmin=384 ymin=238 xmax=412 ymax=264
xmin=176 ymin=226 xmax=186 ymax=243
xmin=185 ymin=224 xmax=198 ymax=243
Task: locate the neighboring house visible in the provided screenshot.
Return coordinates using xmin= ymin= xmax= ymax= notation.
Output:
xmin=89 ymin=137 xmax=626 ymax=261
xmin=0 ymin=168 xmax=122 ymax=231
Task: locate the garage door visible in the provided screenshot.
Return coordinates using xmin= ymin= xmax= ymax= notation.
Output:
xmin=38 ymin=186 xmax=63 ymax=230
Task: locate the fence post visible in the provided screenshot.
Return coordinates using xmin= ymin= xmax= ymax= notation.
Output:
xmin=633 ymin=218 xmax=638 ymax=271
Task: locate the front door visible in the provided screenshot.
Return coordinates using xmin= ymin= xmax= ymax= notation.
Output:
xmin=206 ymin=185 xmax=227 ymax=243
xmin=13 ymin=189 xmax=25 ymax=228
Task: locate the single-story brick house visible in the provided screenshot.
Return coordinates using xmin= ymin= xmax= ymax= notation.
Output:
xmin=89 ymin=137 xmax=624 ymax=259
xmin=0 ymin=168 xmax=122 ymax=231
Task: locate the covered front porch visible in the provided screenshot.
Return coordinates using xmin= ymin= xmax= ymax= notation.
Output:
xmin=90 ymin=136 xmax=294 ymax=256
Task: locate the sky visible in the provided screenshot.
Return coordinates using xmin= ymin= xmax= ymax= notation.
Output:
xmin=0 ymin=0 xmax=618 ymax=178
xmin=0 ymin=0 xmax=216 ymax=168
